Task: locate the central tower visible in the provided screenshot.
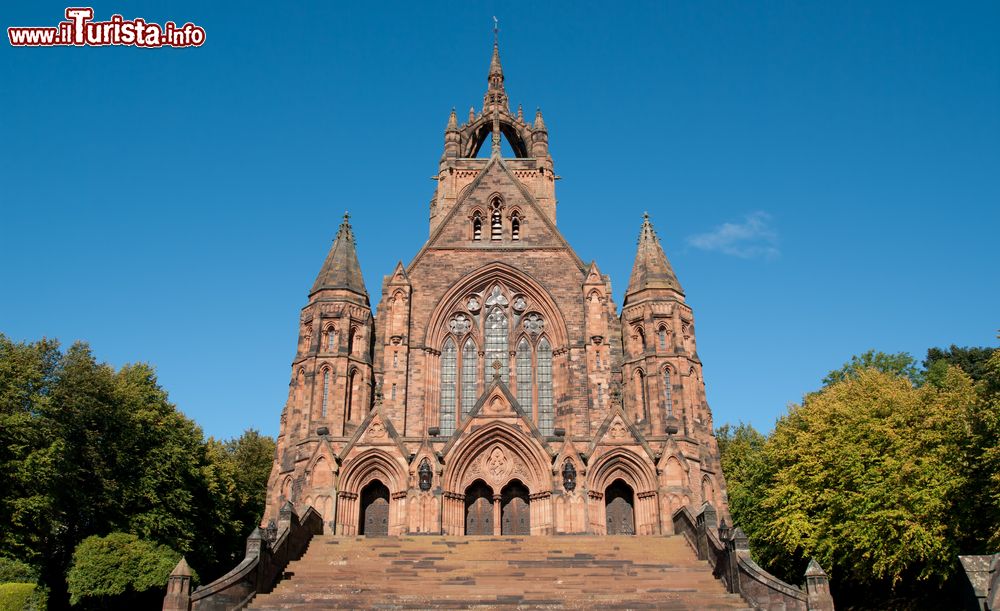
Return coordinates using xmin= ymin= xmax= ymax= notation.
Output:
xmin=262 ymin=38 xmax=730 ymax=539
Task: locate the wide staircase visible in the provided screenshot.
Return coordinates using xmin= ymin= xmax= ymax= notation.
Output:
xmin=247 ymin=535 xmax=751 ymax=610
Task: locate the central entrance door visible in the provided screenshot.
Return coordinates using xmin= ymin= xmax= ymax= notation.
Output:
xmin=465 ymin=480 xmax=494 ymax=535
xmin=359 ymin=480 xmax=390 ymax=536
xmin=501 ymin=480 xmax=530 ymax=535
xmin=605 ymin=479 xmax=635 ymax=535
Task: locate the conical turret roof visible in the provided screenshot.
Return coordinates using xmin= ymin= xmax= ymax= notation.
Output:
xmin=310 ymin=212 xmax=368 ymax=297
xmin=625 ymin=213 xmax=683 ymax=297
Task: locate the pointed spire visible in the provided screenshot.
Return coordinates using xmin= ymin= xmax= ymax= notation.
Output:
xmin=517 ymin=104 xmax=523 ymax=121
xmin=805 ymin=558 xmax=828 ymax=577
xmin=483 ymin=30 xmax=508 ymax=110
xmin=446 ymin=107 xmax=458 ymax=131
xmin=170 ymin=557 xmax=192 ymax=577
xmin=534 ymin=107 xmax=547 ymax=131
xmin=625 ymin=213 xmax=683 ymax=299
xmin=310 ymin=211 xmax=368 ymax=297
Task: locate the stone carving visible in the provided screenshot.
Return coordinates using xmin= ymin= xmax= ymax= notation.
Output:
xmin=562 ymin=460 xmax=577 ymax=491
xmin=449 ymin=313 xmax=471 ymax=334
xmin=485 ymin=286 xmax=508 ymax=308
xmin=466 ymin=296 xmax=481 ymax=312
xmin=486 ymin=446 xmax=511 ymax=481
xmin=418 ymin=459 xmax=433 ymax=491
xmin=368 ymin=418 xmax=386 ymax=439
xmin=608 ymin=419 xmax=627 ymax=440
xmin=523 ymin=313 xmax=544 ymax=336
xmin=512 ymin=296 xmax=527 ymax=311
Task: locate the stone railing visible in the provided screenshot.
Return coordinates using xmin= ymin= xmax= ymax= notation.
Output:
xmin=673 ymin=504 xmax=835 ymax=611
xmin=163 ymin=502 xmax=323 ymax=611
xmin=960 ymin=553 xmax=1000 ymax=610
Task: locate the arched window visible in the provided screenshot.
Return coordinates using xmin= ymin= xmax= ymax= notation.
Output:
xmin=345 ymin=369 xmax=357 ymax=422
xmin=485 ymin=307 xmax=508 ymax=383
xmin=490 ymin=200 xmax=503 ymax=241
xmin=325 ymin=326 xmax=336 ymax=351
xmin=472 ymin=212 xmax=483 ymax=241
xmin=348 ymin=327 xmax=357 ymax=355
xmin=537 ymin=338 xmax=553 ymax=435
xmin=634 ymin=370 xmax=648 ymax=421
xmin=391 ymin=383 xmax=397 ymax=401
xmin=321 ymin=368 xmax=330 ymax=418
xmin=597 ymin=382 xmax=604 ymax=405
xmin=596 ymin=350 xmax=602 ymax=369
xmin=461 ymin=338 xmax=478 ymax=418
xmin=658 ymin=327 xmax=667 ymax=351
xmin=662 ymin=368 xmax=672 ymax=416
xmin=637 ymin=327 xmax=646 ymax=352
xmin=516 ymin=338 xmax=532 ymax=413
xmin=440 ymin=339 xmax=457 ymax=435
xmin=511 ymin=214 xmax=521 ymax=241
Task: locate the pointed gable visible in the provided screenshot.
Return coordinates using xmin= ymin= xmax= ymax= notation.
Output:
xmin=311 ymin=212 xmax=369 ymax=299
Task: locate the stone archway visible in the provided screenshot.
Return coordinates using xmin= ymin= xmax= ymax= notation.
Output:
xmin=359 ymin=480 xmax=389 ymax=536
xmin=501 ymin=480 xmax=530 ymax=535
xmin=464 ymin=479 xmax=494 ymax=535
xmin=587 ymin=447 xmax=660 ymax=535
xmin=605 ymin=479 xmax=635 ymax=535
xmin=442 ymin=421 xmax=553 ymax=535
xmin=336 ymin=449 xmax=408 ymax=536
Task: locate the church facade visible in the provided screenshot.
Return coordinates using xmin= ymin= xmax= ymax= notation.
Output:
xmin=262 ymin=41 xmax=730 ymax=538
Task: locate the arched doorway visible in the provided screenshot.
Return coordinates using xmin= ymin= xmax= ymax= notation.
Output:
xmin=359 ymin=480 xmax=389 ymax=536
xmin=605 ymin=479 xmax=635 ymax=535
xmin=501 ymin=480 xmax=530 ymax=535
xmin=465 ymin=480 xmax=494 ymax=535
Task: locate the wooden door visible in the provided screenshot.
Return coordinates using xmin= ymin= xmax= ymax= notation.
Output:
xmin=363 ymin=497 xmax=389 ymax=537
xmin=502 ymin=496 xmax=530 ymax=535
xmin=465 ymin=497 xmax=493 ymax=535
xmin=606 ymin=497 xmax=634 ymax=535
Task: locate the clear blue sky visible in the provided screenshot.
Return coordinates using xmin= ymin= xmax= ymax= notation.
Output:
xmin=3 ymin=1 xmax=998 ymax=440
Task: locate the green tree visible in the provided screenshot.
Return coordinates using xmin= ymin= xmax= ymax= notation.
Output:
xmin=0 ymin=334 xmax=277 ymax=607
xmin=66 ymin=532 xmax=185 ymax=609
xmin=821 ymin=349 xmax=921 ymax=387
xmin=924 ymin=344 xmax=997 ymax=387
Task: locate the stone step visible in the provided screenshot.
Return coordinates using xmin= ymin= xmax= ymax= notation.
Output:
xmin=247 ymin=535 xmax=751 ymax=610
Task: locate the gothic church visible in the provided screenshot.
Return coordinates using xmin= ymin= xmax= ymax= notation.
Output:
xmin=261 ymin=39 xmax=730 ymax=539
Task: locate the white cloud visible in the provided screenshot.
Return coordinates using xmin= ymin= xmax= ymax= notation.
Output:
xmin=687 ymin=211 xmax=779 ymax=259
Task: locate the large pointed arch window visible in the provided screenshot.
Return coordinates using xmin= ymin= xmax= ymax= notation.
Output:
xmin=461 ymin=338 xmax=478 ymax=417
xmin=440 ymin=339 xmax=457 ymax=435
xmin=516 ymin=338 xmax=532 ymax=413
xmin=537 ymin=338 xmax=553 ymax=435
xmin=485 ymin=307 xmax=508 ymax=383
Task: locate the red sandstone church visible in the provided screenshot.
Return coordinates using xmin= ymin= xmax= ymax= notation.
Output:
xmin=262 ymin=40 xmax=727 ymax=539
xmin=165 ymin=38 xmax=835 ymax=611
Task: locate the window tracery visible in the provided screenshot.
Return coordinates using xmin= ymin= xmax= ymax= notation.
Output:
xmin=440 ymin=339 xmax=457 ymax=435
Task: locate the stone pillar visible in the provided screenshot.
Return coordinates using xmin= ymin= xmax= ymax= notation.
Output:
xmin=493 ymin=494 xmax=502 ymax=536
xmin=162 ymin=557 xmax=192 ymax=611
xmin=805 ymin=558 xmax=835 ymax=611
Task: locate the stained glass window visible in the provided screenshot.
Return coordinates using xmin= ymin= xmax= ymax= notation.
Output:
xmin=537 ymin=338 xmax=553 ymax=435
xmin=516 ymin=338 xmax=532 ymax=413
xmin=462 ymin=339 xmax=478 ymax=418
xmin=440 ymin=339 xmax=457 ymax=435
xmin=485 ymin=307 xmax=508 ymax=383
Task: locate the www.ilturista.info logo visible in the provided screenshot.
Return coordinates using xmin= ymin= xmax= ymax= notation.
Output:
xmin=8 ymin=8 xmax=205 ymax=47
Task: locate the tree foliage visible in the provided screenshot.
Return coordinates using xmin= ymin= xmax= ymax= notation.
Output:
xmin=718 ymin=346 xmax=1000 ymax=609
xmin=0 ymin=335 xmax=275 ymax=608
xmin=66 ymin=533 xmax=184 ymax=608
xmin=822 ymin=349 xmax=922 ymax=387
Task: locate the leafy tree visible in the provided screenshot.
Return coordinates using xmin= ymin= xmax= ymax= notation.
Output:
xmin=0 ymin=557 xmax=38 ymax=583
xmin=924 ymin=344 xmax=997 ymax=387
xmin=66 ymin=533 xmax=185 ymax=609
xmin=0 ymin=334 xmax=276 ymax=607
xmin=821 ymin=349 xmax=921 ymax=387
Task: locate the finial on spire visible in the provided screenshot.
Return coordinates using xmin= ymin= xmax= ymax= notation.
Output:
xmin=493 ymin=16 xmax=499 ymax=45
xmin=447 ymin=107 xmax=458 ymax=130
xmin=534 ymin=107 xmax=546 ymax=130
